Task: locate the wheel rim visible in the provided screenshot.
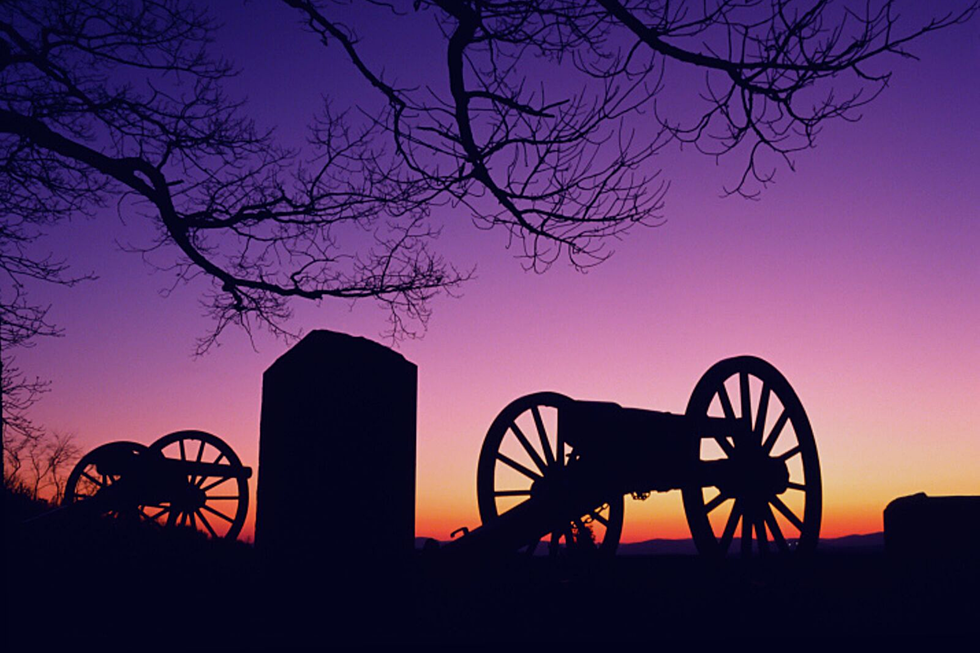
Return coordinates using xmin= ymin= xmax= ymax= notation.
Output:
xmin=682 ymin=357 xmax=821 ymax=558
xmin=477 ymin=392 xmax=624 ymax=557
xmin=146 ymin=430 xmax=249 ymax=540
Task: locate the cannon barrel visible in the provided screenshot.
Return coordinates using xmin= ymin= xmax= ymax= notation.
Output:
xmin=91 ymin=447 xmax=253 ymax=482
xmin=558 ymin=400 xmax=752 ymax=494
xmin=559 ymin=400 xmax=750 ymax=450
xmin=159 ymin=458 xmax=253 ymax=480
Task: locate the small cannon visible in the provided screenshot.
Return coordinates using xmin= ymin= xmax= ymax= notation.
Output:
xmin=445 ymin=356 xmax=821 ymax=559
xmin=63 ymin=430 xmax=252 ymax=540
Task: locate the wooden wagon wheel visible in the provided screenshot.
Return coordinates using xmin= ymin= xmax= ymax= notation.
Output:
xmin=477 ymin=392 xmax=624 ymax=557
xmin=145 ymin=430 xmax=249 ymax=540
xmin=682 ymin=357 xmax=821 ymax=558
xmin=63 ymin=441 xmax=155 ymax=520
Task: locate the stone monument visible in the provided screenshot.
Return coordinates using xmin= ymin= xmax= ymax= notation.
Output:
xmin=256 ymin=330 xmax=417 ymax=594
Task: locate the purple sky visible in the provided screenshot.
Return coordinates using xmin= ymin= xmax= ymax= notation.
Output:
xmin=14 ymin=2 xmax=979 ymax=540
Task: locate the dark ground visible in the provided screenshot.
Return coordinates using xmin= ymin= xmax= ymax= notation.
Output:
xmin=5 ymin=493 xmax=977 ymax=649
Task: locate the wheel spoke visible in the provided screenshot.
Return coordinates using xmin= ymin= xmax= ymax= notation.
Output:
xmin=81 ymin=471 xmax=104 ymax=488
xmin=764 ymin=505 xmax=789 ymax=552
xmin=508 ymin=422 xmax=548 ymax=474
xmin=718 ymin=500 xmax=741 ymax=555
xmin=573 ymin=518 xmax=595 ymax=548
xmin=563 ymin=526 xmax=575 ymax=547
xmin=493 ymin=489 xmax=531 ymax=497
xmin=762 ymin=409 xmax=789 ymax=455
xmin=717 ymin=384 xmax=736 ymax=421
xmin=777 ymin=445 xmax=801 ymax=461
xmin=192 ymin=440 xmax=205 ymax=485
xmin=704 ymin=491 xmax=730 ymax=514
xmin=179 ymin=439 xmax=186 ymax=461
xmin=756 ymin=514 xmax=769 ymax=556
xmin=200 ymin=476 xmax=232 ymax=492
xmin=714 ymin=384 xmax=739 ymax=456
xmin=521 ymin=537 xmax=539 ymax=556
xmin=149 ymin=507 xmax=170 ymax=522
xmin=530 ymin=406 xmax=554 ymax=467
xmin=739 ymin=371 xmax=752 ymax=426
xmin=754 ymin=383 xmax=770 ymax=443
xmin=202 ymin=504 xmax=234 ymax=523
xmin=770 ymin=495 xmax=804 ymax=532
xmin=496 ymin=452 xmax=542 ymax=481
xmin=712 ymin=434 xmax=736 ymax=458
xmin=547 ymin=532 xmax=560 ymax=556
xmin=589 ymin=510 xmax=609 ymax=527
xmin=786 ymin=481 xmax=807 ymax=491
xmin=197 ymin=509 xmax=218 ymax=538
xmin=741 ymin=504 xmax=752 ymax=557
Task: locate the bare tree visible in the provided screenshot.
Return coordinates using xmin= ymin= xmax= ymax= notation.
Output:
xmin=1 ymin=294 xmax=60 ymax=483
xmin=0 ymin=0 xmax=467 ymax=357
xmin=3 ymin=427 xmax=80 ymax=504
xmin=284 ymin=0 xmax=977 ymax=268
xmin=1 ymin=0 xmax=975 ymax=348
xmin=589 ymin=0 xmax=978 ymax=197
xmin=0 ymin=0 xmax=975 ymax=388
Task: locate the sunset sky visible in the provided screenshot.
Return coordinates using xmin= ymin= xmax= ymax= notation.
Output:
xmin=13 ymin=2 xmax=978 ymax=543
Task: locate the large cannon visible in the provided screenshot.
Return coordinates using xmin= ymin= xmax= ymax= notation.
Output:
xmin=63 ymin=430 xmax=252 ymax=540
xmin=445 ymin=356 xmax=821 ymax=559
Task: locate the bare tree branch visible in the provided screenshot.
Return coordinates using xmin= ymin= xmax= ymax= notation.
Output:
xmin=593 ymin=0 xmax=978 ymax=196
xmin=0 ymin=0 xmax=469 ymax=361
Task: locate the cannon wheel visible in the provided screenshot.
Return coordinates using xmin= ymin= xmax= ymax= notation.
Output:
xmin=477 ymin=392 xmax=624 ymax=557
xmin=63 ymin=441 xmax=156 ymax=520
xmin=145 ymin=430 xmax=249 ymax=540
xmin=682 ymin=356 xmax=821 ymax=558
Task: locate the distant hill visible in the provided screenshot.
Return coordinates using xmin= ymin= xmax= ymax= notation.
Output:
xmin=416 ymin=532 xmax=885 ymax=555
xmin=816 ymin=532 xmax=884 ymax=551
xmin=617 ymin=538 xmax=697 ymax=555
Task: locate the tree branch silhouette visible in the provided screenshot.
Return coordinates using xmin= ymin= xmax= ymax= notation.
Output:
xmin=1 ymin=0 xmax=975 ymax=358
xmin=0 ymin=0 xmax=467 ymax=358
xmin=284 ymin=0 xmax=978 ymax=246
xmin=593 ymin=0 xmax=978 ymax=197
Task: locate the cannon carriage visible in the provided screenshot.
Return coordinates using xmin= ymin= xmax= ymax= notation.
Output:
xmin=63 ymin=430 xmax=252 ymax=540
xmin=447 ymin=356 xmax=821 ymax=559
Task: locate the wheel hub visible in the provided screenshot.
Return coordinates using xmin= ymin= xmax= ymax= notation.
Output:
xmin=173 ymin=482 xmax=207 ymax=513
xmin=718 ymin=449 xmax=790 ymax=499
